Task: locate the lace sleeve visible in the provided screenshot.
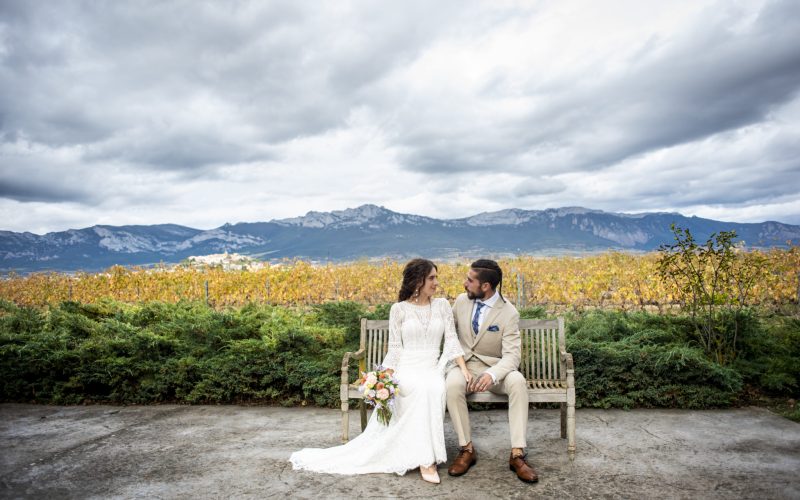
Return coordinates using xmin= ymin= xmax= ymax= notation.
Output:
xmin=381 ymin=303 xmax=403 ymax=370
xmin=437 ymin=299 xmax=464 ymax=373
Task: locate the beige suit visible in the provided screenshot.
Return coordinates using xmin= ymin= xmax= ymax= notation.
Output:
xmin=446 ymin=292 xmax=529 ymax=448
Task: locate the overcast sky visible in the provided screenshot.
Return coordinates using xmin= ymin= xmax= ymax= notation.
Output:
xmin=1 ymin=0 xmax=799 ymax=234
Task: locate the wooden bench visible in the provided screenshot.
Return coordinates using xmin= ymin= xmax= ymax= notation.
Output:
xmin=340 ymin=317 xmax=576 ymax=455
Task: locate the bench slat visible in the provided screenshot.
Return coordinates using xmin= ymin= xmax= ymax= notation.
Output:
xmin=551 ymin=327 xmax=558 ymax=382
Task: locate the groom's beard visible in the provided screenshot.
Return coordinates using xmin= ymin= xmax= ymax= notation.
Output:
xmin=466 ymin=289 xmax=487 ymax=300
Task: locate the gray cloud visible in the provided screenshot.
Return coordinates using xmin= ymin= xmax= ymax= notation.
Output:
xmin=0 ymin=1 xmax=455 ymax=173
xmin=589 ymin=7 xmax=800 ymax=165
xmin=0 ymin=177 xmax=88 ymax=203
xmin=512 ymin=178 xmax=566 ymax=197
xmin=394 ymin=0 xmax=800 ymax=177
xmin=0 ymin=0 xmax=798 ymax=232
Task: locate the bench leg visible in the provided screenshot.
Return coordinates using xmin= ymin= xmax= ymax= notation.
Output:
xmin=560 ymin=402 xmax=567 ymax=438
xmin=360 ymin=400 xmax=367 ymax=430
xmin=341 ymin=400 xmax=349 ymax=443
xmin=567 ymin=392 xmax=576 ymax=456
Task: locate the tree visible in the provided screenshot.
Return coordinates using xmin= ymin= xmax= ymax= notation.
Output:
xmin=657 ymin=224 xmax=764 ymax=364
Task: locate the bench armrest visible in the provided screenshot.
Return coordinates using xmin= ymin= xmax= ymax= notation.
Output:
xmin=340 ymin=348 xmax=366 ymax=385
xmin=560 ymin=350 xmax=574 ymax=371
xmin=561 ymin=350 xmax=575 ymax=389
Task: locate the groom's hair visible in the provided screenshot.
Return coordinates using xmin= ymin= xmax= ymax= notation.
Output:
xmin=470 ymin=259 xmax=506 ymax=302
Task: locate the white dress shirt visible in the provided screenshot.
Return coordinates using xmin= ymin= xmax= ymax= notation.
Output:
xmin=472 ymin=291 xmax=500 ymax=332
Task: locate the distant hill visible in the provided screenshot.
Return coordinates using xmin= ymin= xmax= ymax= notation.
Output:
xmin=1 ymin=205 xmax=798 ymax=273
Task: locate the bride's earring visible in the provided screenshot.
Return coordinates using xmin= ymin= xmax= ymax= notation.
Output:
xmin=413 ymin=288 xmax=419 ymax=303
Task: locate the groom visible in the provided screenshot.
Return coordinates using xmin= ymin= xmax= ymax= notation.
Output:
xmin=445 ymin=259 xmax=538 ymax=483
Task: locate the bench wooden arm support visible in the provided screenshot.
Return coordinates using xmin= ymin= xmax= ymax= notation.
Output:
xmin=561 ymin=350 xmax=576 ymax=454
xmin=340 ymin=348 xmax=365 ymax=442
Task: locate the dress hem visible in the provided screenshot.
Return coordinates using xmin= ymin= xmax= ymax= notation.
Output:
xmin=289 ymin=456 xmax=448 ymax=476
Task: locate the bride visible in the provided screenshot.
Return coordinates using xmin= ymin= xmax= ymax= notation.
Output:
xmin=290 ymin=258 xmax=471 ymax=483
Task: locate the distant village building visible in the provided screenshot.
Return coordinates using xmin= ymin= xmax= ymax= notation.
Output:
xmin=184 ymin=252 xmax=268 ymax=271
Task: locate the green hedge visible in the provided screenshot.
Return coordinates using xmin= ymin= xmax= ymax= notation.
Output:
xmin=568 ymin=311 xmax=742 ymax=408
xmin=1 ymin=300 xmax=797 ymax=412
xmin=0 ymin=300 xmax=359 ymax=406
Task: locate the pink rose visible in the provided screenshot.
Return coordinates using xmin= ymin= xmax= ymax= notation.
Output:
xmin=376 ymin=388 xmax=390 ymax=400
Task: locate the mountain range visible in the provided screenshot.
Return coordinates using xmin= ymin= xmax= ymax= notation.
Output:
xmin=2 ymin=205 xmax=798 ymax=273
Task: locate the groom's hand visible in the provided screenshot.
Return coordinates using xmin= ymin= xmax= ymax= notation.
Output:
xmin=468 ymin=372 xmax=493 ymax=392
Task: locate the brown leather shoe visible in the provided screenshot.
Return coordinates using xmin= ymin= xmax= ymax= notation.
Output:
xmin=509 ymin=453 xmax=538 ymax=483
xmin=447 ymin=447 xmax=477 ymax=476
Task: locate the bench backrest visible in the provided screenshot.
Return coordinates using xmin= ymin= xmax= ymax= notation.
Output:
xmin=358 ymin=317 xmax=566 ymax=385
xmin=359 ymin=319 xmax=390 ymax=374
xmin=520 ymin=318 xmax=566 ymax=388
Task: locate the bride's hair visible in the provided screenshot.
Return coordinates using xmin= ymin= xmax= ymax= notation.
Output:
xmin=398 ymin=258 xmax=438 ymax=301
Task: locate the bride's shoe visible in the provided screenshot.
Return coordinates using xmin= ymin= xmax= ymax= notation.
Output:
xmin=420 ymin=465 xmax=440 ymax=484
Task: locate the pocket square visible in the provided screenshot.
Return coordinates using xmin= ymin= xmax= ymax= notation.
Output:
xmin=487 ymin=325 xmax=500 ymax=332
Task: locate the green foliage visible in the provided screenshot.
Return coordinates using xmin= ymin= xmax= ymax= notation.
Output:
xmin=1 ymin=300 xmax=796 ymax=412
xmin=0 ymin=300 xmax=347 ymax=406
xmin=519 ymin=305 xmax=547 ymax=319
xmin=733 ymin=313 xmax=800 ymax=394
xmin=779 ymin=404 xmax=800 ymax=422
xmin=569 ymin=311 xmax=743 ymax=409
xmin=368 ymin=303 xmax=392 ymax=321
xmin=657 ymin=224 xmax=767 ymax=364
xmin=311 ymin=301 xmax=367 ymax=344
xmin=311 ymin=301 xmax=392 ymax=346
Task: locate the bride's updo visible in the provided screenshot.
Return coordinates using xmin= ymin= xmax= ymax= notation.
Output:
xmin=398 ymin=258 xmax=438 ymax=301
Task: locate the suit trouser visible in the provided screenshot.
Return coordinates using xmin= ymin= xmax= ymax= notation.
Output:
xmin=445 ymin=358 xmax=528 ymax=449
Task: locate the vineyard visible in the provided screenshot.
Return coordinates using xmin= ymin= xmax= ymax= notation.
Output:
xmin=1 ymin=248 xmax=798 ymax=310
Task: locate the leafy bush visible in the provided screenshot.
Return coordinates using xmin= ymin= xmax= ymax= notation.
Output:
xmin=733 ymin=312 xmax=800 ymax=393
xmin=311 ymin=300 xmax=392 ymax=345
xmin=568 ymin=311 xmax=743 ymax=409
xmin=519 ymin=306 xmax=547 ymax=319
xmin=1 ymin=300 xmax=796 ymax=411
xmin=657 ymin=225 xmax=767 ymax=365
xmin=0 ymin=300 xmax=348 ymax=406
xmin=311 ymin=301 xmax=367 ymax=344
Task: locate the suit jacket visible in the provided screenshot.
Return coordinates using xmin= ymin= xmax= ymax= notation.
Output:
xmin=452 ymin=292 xmax=521 ymax=383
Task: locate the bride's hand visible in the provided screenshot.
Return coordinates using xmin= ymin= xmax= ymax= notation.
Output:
xmin=461 ymin=368 xmax=472 ymax=385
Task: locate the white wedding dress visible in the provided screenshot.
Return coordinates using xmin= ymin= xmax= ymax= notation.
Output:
xmin=290 ymin=297 xmax=464 ymax=475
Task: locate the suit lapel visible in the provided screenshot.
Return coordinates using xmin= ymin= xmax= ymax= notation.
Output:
xmin=460 ymin=299 xmax=474 ymax=345
xmin=474 ymin=298 xmax=505 ymax=344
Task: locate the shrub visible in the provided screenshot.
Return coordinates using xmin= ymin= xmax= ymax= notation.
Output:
xmin=0 ymin=300 xmax=348 ymax=406
xmin=519 ymin=306 xmax=547 ymax=319
xmin=569 ymin=311 xmax=743 ymax=409
xmin=1 ymin=300 xmax=796 ymax=410
xmin=657 ymin=224 xmax=767 ymax=365
xmin=733 ymin=313 xmax=800 ymax=394
xmin=312 ymin=301 xmax=367 ymax=344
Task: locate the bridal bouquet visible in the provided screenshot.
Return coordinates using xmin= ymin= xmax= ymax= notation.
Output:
xmin=356 ymin=366 xmax=399 ymax=425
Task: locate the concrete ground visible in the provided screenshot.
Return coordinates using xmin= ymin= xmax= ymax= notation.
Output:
xmin=1 ymin=404 xmax=798 ymax=500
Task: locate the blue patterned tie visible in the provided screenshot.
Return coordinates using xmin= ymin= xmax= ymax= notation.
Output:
xmin=472 ymin=301 xmax=485 ymax=335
